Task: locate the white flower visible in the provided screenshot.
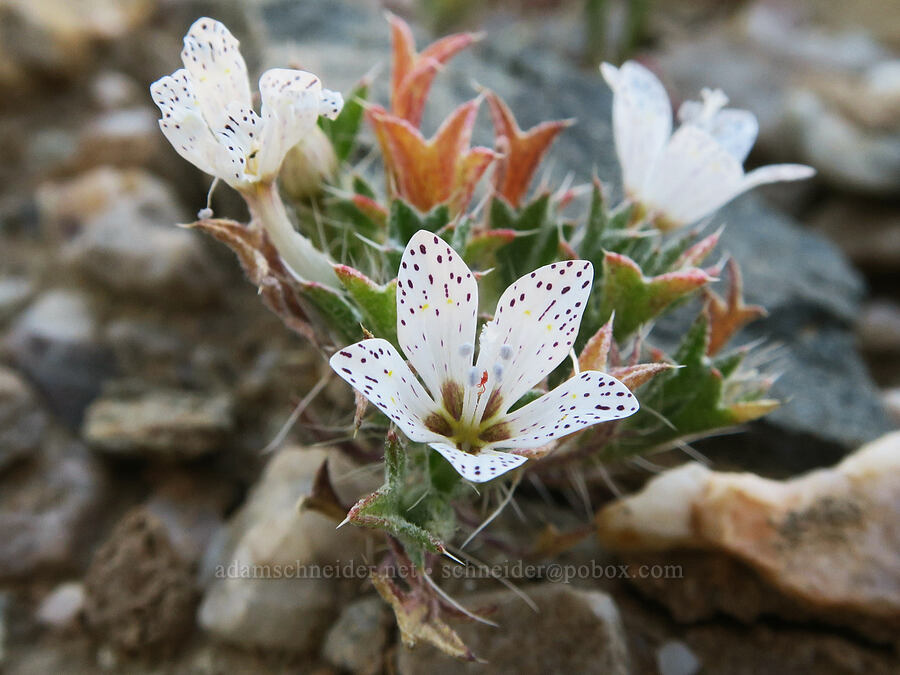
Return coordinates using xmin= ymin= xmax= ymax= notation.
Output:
xmin=330 ymin=230 xmax=638 ymax=483
xmin=601 ymin=61 xmax=814 ymax=230
xmin=150 ymin=18 xmax=343 ymax=190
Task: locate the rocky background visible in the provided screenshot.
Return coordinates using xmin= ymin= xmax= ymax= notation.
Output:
xmin=0 ymin=0 xmax=897 ymax=672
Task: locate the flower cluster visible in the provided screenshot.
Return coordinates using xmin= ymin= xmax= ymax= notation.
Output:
xmin=150 ymin=15 xmax=815 ymax=660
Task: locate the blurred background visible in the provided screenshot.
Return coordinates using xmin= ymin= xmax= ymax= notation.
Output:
xmin=0 ymin=0 xmax=897 ymax=672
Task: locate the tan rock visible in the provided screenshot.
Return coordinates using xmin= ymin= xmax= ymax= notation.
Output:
xmin=197 ymin=447 xmax=373 ymax=652
xmin=597 ymin=431 xmax=900 ymax=644
xmin=396 ymin=584 xmax=630 ymax=675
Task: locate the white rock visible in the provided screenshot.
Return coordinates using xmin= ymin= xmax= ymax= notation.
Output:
xmin=657 ymin=640 xmax=701 ymax=675
xmin=37 ymin=582 xmax=85 ymax=630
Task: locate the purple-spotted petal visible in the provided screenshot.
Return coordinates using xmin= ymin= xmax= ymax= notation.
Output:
xmin=152 ymin=69 xmax=229 ymax=179
xmin=397 ymin=230 xmax=478 ymax=401
xmin=329 ymin=338 xmax=444 ymax=444
xmin=255 ymin=68 xmax=324 ymax=179
xmin=488 ymin=370 xmax=638 ymax=450
xmin=473 ymin=260 xmax=594 ymax=414
xmin=180 ymin=18 xmax=252 ymax=133
xmin=428 ymin=442 xmax=527 ymax=483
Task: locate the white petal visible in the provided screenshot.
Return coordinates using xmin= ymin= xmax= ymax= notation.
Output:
xmin=397 ymin=230 xmax=479 ymax=402
xmin=151 ymin=70 xmax=226 ymax=178
xmin=473 ymin=260 xmax=594 ymax=417
xmin=642 ymin=125 xmax=744 ymax=226
xmin=256 ymin=68 xmax=323 ymax=179
xmin=602 ymin=61 xmax=672 ymax=198
xmin=428 ymin=442 xmax=527 ymax=483
xmin=180 ymin=18 xmax=252 ymax=132
xmin=490 ymin=371 xmax=638 ymax=450
xmin=706 ymin=109 xmax=758 ymax=163
xmin=329 ymin=338 xmax=443 ymax=444
xmin=319 ymin=88 xmax=344 ymax=121
xmin=740 ymin=163 xmax=816 ymax=192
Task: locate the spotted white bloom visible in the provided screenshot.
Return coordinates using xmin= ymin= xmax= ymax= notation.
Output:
xmin=150 ymin=18 xmax=343 ymax=190
xmin=330 ymin=231 xmax=638 ymax=483
xmin=601 ymin=61 xmax=814 ymax=230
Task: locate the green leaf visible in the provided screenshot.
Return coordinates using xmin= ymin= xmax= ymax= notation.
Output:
xmin=602 ymin=313 xmax=777 ymax=459
xmin=335 ymin=265 xmax=399 ymax=347
xmin=298 ymin=281 xmax=362 ymax=343
xmin=599 ymin=252 xmax=712 ymax=339
xmin=388 ymin=199 xmax=423 ymax=245
xmin=352 ymin=174 xmax=377 ymax=199
xmin=318 ymin=82 xmax=369 ymax=162
xmin=491 ymin=194 xmax=559 ymax=287
xmin=449 ymin=216 xmax=473 ymax=252
xmin=346 ymin=434 xmax=447 ymax=559
xmin=422 ymin=204 xmax=451 ymax=234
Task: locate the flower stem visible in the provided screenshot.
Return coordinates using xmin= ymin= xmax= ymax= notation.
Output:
xmin=244 ymin=182 xmax=338 ymax=289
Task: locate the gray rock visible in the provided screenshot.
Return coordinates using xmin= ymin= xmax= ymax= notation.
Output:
xmin=37 ymin=168 xmax=224 ymax=305
xmin=0 ymin=366 xmax=48 ymax=472
xmin=322 ymin=597 xmax=391 ymax=675
xmin=145 ymin=470 xmax=233 ymax=564
xmin=90 ymin=70 xmax=143 ymax=110
xmin=73 ymin=107 xmax=162 ymax=171
xmin=0 ymin=440 xmax=108 ymax=579
xmin=197 ymin=447 xmax=370 ymax=652
xmin=4 ymin=289 xmax=112 ymax=426
xmin=83 ymin=389 xmax=234 ymax=460
xmin=261 ymin=0 xmax=890 ymax=464
xmin=396 ymin=584 xmax=630 ymax=674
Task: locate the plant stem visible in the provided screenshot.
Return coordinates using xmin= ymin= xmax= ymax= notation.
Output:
xmin=244 ymin=181 xmax=339 ymax=289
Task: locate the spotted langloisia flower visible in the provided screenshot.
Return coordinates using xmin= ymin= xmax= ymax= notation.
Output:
xmin=151 ymin=17 xmax=343 ymax=190
xmin=330 ymin=230 xmax=638 ymax=482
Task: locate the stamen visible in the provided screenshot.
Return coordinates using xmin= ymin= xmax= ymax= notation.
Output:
xmin=459 ymin=343 xmax=474 ymax=357
xmin=492 ymin=363 xmax=504 ymax=379
xmin=699 ymin=87 xmax=729 ymax=122
xmin=499 ymin=344 xmax=513 ymax=360
xmin=468 ymin=367 xmax=481 ymax=387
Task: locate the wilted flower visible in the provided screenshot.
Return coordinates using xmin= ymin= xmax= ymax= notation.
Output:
xmin=330 ymin=230 xmax=638 ymax=482
xmin=601 ymin=60 xmax=814 ymax=230
xmin=151 ymin=18 xmax=343 ymax=190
